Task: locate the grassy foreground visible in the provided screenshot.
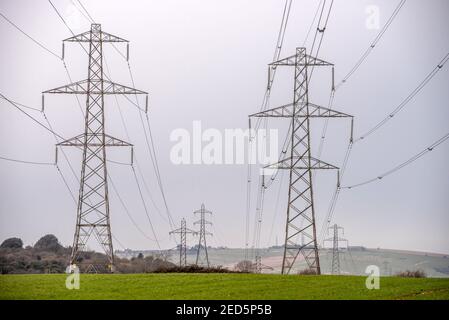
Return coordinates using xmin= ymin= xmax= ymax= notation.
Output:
xmin=1 ymin=273 xmax=448 ymax=300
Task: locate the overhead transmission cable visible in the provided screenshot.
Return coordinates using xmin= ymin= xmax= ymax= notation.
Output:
xmin=245 ymin=0 xmax=293 ymax=263
xmin=0 ymin=156 xmax=54 ymax=166
xmin=318 ymin=51 xmax=449 ymax=244
xmin=316 ymin=0 xmax=411 ymax=243
xmin=355 ymin=52 xmax=449 ymax=142
xmin=342 ymin=132 xmax=449 ymax=189
xmin=68 ymin=0 xmax=177 ymax=231
xmin=335 ymin=0 xmax=407 ymax=90
xmin=66 ymin=1 xmax=168 ymax=245
xmin=261 ymin=0 xmax=335 ymax=252
xmin=1 ymin=8 xmax=160 ymax=247
xmin=0 ymin=12 xmax=61 ymax=59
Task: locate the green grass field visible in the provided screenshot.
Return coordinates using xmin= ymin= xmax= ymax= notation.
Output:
xmin=1 ymin=274 xmax=448 ymax=300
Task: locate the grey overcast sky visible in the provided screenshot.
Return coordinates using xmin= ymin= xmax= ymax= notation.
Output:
xmin=0 ymin=0 xmax=448 ymax=254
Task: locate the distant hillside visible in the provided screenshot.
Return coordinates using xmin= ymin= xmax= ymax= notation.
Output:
xmin=117 ymin=246 xmax=449 ymax=278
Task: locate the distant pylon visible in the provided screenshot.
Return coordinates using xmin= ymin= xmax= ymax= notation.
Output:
xmin=169 ymin=218 xmax=196 ymax=267
xmin=43 ymin=24 xmax=148 ymax=271
xmin=249 ymin=47 xmax=354 ymax=275
xmin=324 ymin=224 xmax=347 ymax=274
xmin=193 ymin=203 xmax=213 ymax=267
xmin=255 ymin=255 xmax=262 ymax=273
xmin=254 ymin=254 xmax=274 ymax=274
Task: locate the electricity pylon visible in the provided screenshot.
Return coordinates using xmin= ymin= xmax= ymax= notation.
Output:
xmin=169 ymin=218 xmax=196 ymax=267
xmin=43 ymin=24 xmax=148 ymax=271
xmin=324 ymin=224 xmax=347 ymax=274
xmin=254 ymin=254 xmax=274 ymax=274
xmin=194 ymin=203 xmax=213 ymax=267
xmin=249 ymin=47 xmax=353 ymax=275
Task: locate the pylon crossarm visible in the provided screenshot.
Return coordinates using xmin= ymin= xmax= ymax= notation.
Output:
xmin=308 ymin=103 xmax=352 ymax=118
xmin=194 ymin=220 xmax=212 ymax=225
xmin=249 ymin=101 xmax=351 ymax=119
xmin=269 ymin=52 xmax=333 ymax=67
xmin=170 ymin=228 xmax=197 ymax=235
xmin=63 ymin=30 xmax=128 ymax=43
xmin=43 ymin=79 xmax=147 ymax=95
xmin=57 ymin=134 xmax=132 ymax=147
xmin=265 ymin=156 xmax=338 ymax=170
xmin=169 ymin=228 xmax=182 ymax=234
xmin=103 ymin=80 xmax=147 ymax=95
xmin=249 ymin=102 xmax=295 ymax=118
xmin=194 ymin=209 xmax=212 ymax=214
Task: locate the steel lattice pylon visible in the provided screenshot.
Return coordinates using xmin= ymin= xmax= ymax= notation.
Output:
xmin=194 ymin=204 xmax=213 ymax=267
xmin=250 ymin=47 xmax=353 ymax=275
xmin=169 ymin=218 xmax=196 ymax=267
xmin=324 ymin=224 xmax=347 ymax=275
xmin=43 ymin=24 xmax=147 ymax=271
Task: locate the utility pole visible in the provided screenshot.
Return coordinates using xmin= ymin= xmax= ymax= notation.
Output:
xmin=169 ymin=218 xmax=196 ymax=267
xmin=249 ymin=47 xmax=353 ymax=275
xmin=194 ymin=203 xmax=213 ymax=267
xmin=43 ymin=23 xmax=148 ymax=271
xmin=324 ymin=224 xmax=347 ymax=275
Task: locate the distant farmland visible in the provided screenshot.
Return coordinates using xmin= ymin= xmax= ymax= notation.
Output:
xmin=1 ymin=274 xmax=449 ymax=300
xmin=118 ymin=247 xmax=449 ymax=278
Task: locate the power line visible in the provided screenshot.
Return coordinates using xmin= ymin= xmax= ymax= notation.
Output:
xmin=253 ymin=0 xmax=293 ymax=132
xmin=248 ymin=0 xmax=336 ymax=274
xmin=343 ymin=132 xmax=449 ymax=189
xmin=355 ymin=52 xmax=449 ymax=142
xmin=302 ymin=0 xmax=324 ymax=47
xmin=0 ymin=155 xmax=54 ymax=166
xmin=48 ymin=0 xmax=89 ymax=56
xmin=70 ymin=0 xmax=94 ymax=24
xmin=128 ymin=62 xmax=175 ymax=229
xmin=245 ymin=0 xmax=293 ymax=263
xmin=54 ymin=1 xmax=175 ymax=249
xmin=315 ymin=0 xmax=440 ymax=242
xmin=111 ymin=90 xmax=165 ymax=219
xmin=316 ymin=0 xmax=407 ymax=172
xmin=131 ymin=165 xmax=162 ymax=250
xmin=0 ymin=92 xmax=65 ymax=140
xmin=1 ymin=97 xmax=40 ymax=113
xmin=0 ymin=9 xmax=87 ymax=120
xmin=76 ymin=0 xmax=176 ymax=231
xmin=335 ymin=0 xmax=407 ymax=90
xmin=308 ymin=0 xmax=334 ymax=79
xmin=76 ymin=0 xmax=95 ymax=23
xmin=318 ymin=142 xmax=352 ymax=244
xmin=0 ymin=11 xmax=61 ymax=59
xmin=108 ymin=174 xmax=158 ymax=242
xmin=58 ymin=0 xmax=170 ymax=235
xmin=318 ymin=52 xmax=449 ymax=242
xmin=266 ymin=169 xmax=285 ymax=247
